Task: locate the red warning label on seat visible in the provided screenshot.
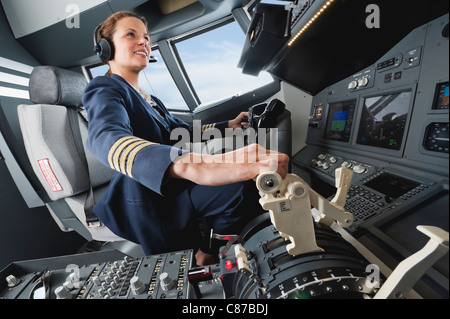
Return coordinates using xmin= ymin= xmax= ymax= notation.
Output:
xmin=38 ymin=158 xmax=63 ymax=192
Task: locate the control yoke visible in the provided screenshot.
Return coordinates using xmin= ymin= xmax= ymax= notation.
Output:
xmin=247 ymin=98 xmax=286 ymax=129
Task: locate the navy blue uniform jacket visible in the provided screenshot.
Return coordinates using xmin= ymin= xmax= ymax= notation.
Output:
xmin=82 ymin=74 xmax=237 ymax=254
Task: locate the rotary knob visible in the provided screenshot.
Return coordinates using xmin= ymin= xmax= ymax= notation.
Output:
xmin=348 ymin=80 xmax=358 ymax=89
xmin=55 ymin=286 xmax=72 ymax=299
xmin=6 ymin=275 xmax=21 ymax=288
xmin=160 ymin=272 xmax=175 ymax=291
xmin=353 ymin=165 xmax=367 ymax=174
xmin=358 ymin=77 xmax=369 ymax=87
xmin=130 ymin=276 xmax=146 ymax=295
xmin=341 ymin=161 xmax=353 ymax=168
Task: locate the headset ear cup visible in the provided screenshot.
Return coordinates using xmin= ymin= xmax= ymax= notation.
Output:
xmin=98 ymin=38 xmax=114 ymax=61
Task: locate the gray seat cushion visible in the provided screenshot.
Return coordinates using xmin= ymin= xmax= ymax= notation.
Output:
xmin=17 ymin=103 xmax=114 ymax=201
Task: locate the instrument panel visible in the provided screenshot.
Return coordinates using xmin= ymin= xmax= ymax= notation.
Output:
xmin=296 ymin=13 xmax=448 ymax=235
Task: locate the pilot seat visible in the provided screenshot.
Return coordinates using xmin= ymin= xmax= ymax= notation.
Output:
xmin=17 ymin=66 xmax=144 ymax=256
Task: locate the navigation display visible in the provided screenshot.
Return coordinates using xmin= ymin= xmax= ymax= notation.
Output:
xmin=323 ymin=100 xmax=356 ymax=142
xmin=356 ymin=91 xmax=412 ymax=150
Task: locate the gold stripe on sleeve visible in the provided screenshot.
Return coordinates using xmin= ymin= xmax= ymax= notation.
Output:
xmin=112 ymin=137 xmax=142 ymax=171
xmin=108 ymin=136 xmax=136 ymax=170
xmin=119 ymin=140 xmax=149 ymax=174
xmin=108 ymin=136 xmax=159 ymax=176
xmin=126 ymin=141 xmax=157 ymax=178
xmin=201 ymin=123 xmax=216 ymax=132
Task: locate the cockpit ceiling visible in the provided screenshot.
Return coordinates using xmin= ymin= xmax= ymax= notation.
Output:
xmin=0 ymin=0 xmax=253 ymax=68
xmin=158 ymin=0 xmax=199 ymax=15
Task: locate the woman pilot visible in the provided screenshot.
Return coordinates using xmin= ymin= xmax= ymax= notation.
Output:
xmin=82 ymin=11 xmax=289 ymax=265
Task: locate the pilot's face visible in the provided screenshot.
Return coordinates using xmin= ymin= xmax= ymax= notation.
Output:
xmin=110 ymin=17 xmax=151 ymax=73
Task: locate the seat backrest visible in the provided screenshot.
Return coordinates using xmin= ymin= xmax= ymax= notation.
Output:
xmin=15 ymin=66 xmax=145 ymax=250
xmin=17 ymin=65 xmax=114 ymax=202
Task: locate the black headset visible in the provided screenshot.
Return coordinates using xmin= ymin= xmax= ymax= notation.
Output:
xmin=93 ymin=24 xmax=114 ymax=62
xmin=93 ymin=23 xmax=158 ymax=63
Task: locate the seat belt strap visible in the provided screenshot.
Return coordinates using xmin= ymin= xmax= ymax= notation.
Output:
xmin=67 ymin=107 xmax=101 ymax=228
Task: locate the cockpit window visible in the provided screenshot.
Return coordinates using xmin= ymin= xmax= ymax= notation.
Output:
xmin=174 ymin=20 xmax=273 ymax=108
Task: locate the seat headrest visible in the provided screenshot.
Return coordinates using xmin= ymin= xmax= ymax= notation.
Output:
xmin=29 ymin=66 xmax=87 ymax=107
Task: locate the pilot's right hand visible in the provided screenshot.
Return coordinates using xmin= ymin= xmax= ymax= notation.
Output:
xmin=168 ymin=144 xmax=289 ymax=186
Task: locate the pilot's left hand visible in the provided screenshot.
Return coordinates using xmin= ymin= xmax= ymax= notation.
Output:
xmin=228 ymin=112 xmax=249 ymax=129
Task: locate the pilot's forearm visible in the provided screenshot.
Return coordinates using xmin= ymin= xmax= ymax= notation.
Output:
xmin=167 ymin=144 xmax=289 ymax=186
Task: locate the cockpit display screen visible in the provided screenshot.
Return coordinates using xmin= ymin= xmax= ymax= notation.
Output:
xmin=433 ymin=82 xmax=449 ymax=110
xmin=323 ymin=100 xmax=356 ymax=142
xmin=356 ymin=91 xmax=412 ymax=150
xmin=363 ymin=172 xmax=420 ymax=199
